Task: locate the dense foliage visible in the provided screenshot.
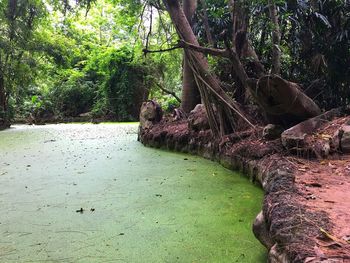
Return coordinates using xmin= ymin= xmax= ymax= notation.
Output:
xmin=0 ymin=0 xmax=349 ymax=127
xmin=0 ymin=0 xmax=182 ymax=125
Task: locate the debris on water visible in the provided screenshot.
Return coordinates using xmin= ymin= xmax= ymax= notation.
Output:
xmin=184 ymin=158 xmax=188 ymax=160
xmin=44 ymin=139 xmax=56 ymax=143
xmin=155 ymin=194 xmax=162 ymax=197
xmin=76 ymin=208 xmax=84 ymax=213
xmin=118 ymin=233 xmax=124 ymax=236
xmin=90 ymin=208 xmax=95 ymax=212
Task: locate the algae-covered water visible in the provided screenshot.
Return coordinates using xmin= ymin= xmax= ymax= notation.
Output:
xmin=0 ymin=124 xmax=266 ymax=262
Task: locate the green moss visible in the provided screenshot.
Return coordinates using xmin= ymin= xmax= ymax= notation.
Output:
xmin=0 ymin=124 xmax=266 ymax=262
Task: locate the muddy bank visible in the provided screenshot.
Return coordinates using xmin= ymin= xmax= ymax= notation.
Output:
xmin=139 ymin=106 xmax=350 ymax=262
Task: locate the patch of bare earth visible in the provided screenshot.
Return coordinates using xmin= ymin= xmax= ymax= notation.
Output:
xmin=294 ymin=157 xmax=350 ymax=260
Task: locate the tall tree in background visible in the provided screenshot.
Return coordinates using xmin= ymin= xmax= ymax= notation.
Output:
xmin=0 ymin=0 xmax=44 ymax=127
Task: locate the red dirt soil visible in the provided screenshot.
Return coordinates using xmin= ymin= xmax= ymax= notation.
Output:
xmin=295 ymin=156 xmax=350 ymax=259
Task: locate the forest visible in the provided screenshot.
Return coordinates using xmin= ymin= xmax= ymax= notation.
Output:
xmin=1 ymin=0 xmax=350 ymax=262
xmin=0 ymin=0 xmax=349 ymax=130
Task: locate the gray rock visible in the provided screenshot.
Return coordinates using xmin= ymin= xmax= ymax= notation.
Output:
xmin=339 ymin=125 xmax=350 ymax=153
xmin=139 ymin=100 xmax=163 ymax=129
xmin=253 ymin=211 xmax=274 ymax=249
xmin=281 ymin=108 xmax=344 ymax=151
xmin=331 ymin=130 xmax=340 ymax=152
xmin=263 ymin=124 xmax=284 ymax=140
xmin=188 ymin=104 xmax=210 ymax=131
xmin=268 ymin=244 xmax=290 ymax=263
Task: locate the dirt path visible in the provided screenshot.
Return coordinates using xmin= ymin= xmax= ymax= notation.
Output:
xmin=295 ymin=157 xmax=350 ymax=259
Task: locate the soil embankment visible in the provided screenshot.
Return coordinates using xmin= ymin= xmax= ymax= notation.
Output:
xmin=139 ymin=106 xmax=350 ymax=262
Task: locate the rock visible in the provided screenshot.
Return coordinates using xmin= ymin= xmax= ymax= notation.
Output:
xmin=188 ymin=104 xmax=210 ymax=131
xmin=247 ymin=75 xmax=321 ymax=126
xmin=79 ymin=112 xmax=92 ymax=118
xmin=173 ymin=108 xmax=186 ymax=120
xmin=253 ymin=211 xmax=274 ymax=249
xmin=281 ymin=132 xmax=306 ymax=150
xmin=330 ymin=130 xmax=341 ymax=152
xmin=314 ymin=140 xmax=330 ymax=158
xmin=268 ymin=244 xmax=290 ymax=263
xmin=139 ymin=100 xmax=163 ymax=129
xmin=339 ymin=125 xmax=350 ymax=153
xmin=263 ymin=124 xmax=284 ymax=140
xmin=281 ymin=108 xmax=344 ymax=150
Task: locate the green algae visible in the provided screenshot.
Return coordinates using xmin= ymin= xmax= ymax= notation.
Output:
xmin=0 ymin=124 xmax=266 ymax=262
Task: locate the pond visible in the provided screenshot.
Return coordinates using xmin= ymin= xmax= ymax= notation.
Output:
xmin=0 ymin=123 xmax=266 ymax=262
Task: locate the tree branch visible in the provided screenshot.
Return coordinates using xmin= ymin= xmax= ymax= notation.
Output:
xmin=142 ymin=45 xmax=182 ymax=54
xmin=155 ymin=82 xmax=182 ymax=103
xmin=178 ymin=39 xmax=230 ymax=57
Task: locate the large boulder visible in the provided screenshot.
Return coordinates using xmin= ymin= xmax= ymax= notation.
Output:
xmin=187 ymin=104 xmax=210 ymax=131
xmin=247 ymin=75 xmax=321 ymax=126
xmin=281 ymin=108 xmax=350 ymax=158
xmin=281 ymin=108 xmax=343 ymax=150
xmin=139 ymin=100 xmax=163 ymax=129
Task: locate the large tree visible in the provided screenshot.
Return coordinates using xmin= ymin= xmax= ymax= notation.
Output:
xmin=157 ymin=0 xmax=329 ymax=133
xmin=180 ymin=0 xmax=200 ymax=113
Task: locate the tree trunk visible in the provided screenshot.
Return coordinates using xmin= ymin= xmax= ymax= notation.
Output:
xmin=0 ymin=74 xmax=9 ymax=128
xmin=229 ymin=0 xmax=265 ymax=103
xmin=268 ymin=0 xmax=281 ymax=75
xmin=199 ymin=0 xmax=214 ymax=47
xmin=163 ymin=0 xmax=254 ymax=136
xmin=181 ymin=0 xmax=201 ymax=113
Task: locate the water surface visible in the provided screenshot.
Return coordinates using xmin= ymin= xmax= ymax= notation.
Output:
xmin=0 ymin=124 xmax=266 ymax=262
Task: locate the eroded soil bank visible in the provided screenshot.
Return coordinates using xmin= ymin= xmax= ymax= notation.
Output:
xmin=139 ymin=113 xmax=350 ymax=263
xmin=0 ymin=124 xmax=266 ymax=262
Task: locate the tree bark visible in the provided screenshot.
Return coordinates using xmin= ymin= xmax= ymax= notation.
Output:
xmin=163 ymin=0 xmax=254 ymax=135
xmin=0 ymin=74 xmax=8 ymax=127
xmin=229 ymin=0 xmax=265 ymax=103
xmin=181 ymin=0 xmax=201 ymax=113
xmin=199 ymin=0 xmax=214 ymax=47
xmin=268 ymin=0 xmax=281 ymax=75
